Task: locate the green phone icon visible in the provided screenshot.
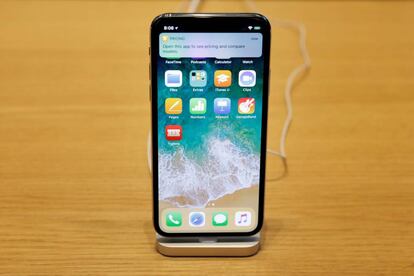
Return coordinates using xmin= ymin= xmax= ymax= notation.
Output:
xmin=166 ymin=211 xmax=182 ymax=227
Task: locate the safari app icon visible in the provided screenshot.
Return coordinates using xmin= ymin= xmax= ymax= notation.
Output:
xmin=238 ymin=70 xmax=256 ymax=87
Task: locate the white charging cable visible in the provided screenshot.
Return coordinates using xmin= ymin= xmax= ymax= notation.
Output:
xmin=147 ymin=0 xmax=311 ymax=178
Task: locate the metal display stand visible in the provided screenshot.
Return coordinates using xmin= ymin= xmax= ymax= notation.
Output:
xmin=156 ymin=233 xmax=261 ymax=257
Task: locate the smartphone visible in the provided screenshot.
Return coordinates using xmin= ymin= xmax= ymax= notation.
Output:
xmin=150 ymin=13 xmax=271 ymax=237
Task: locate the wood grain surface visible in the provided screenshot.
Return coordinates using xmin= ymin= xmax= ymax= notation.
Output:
xmin=0 ymin=1 xmax=413 ymax=275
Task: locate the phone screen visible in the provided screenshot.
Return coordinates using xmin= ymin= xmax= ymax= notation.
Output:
xmin=151 ymin=14 xmax=270 ymax=236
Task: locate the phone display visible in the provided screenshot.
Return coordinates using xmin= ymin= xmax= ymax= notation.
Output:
xmin=151 ymin=14 xmax=270 ymax=236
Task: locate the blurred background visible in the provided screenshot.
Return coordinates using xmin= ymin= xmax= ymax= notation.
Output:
xmin=0 ymin=1 xmax=413 ymax=275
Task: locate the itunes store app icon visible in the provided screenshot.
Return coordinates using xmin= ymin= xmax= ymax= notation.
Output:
xmin=238 ymin=70 xmax=256 ymax=87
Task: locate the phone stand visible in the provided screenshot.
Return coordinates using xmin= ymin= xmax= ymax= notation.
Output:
xmin=156 ymin=233 xmax=261 ymax=257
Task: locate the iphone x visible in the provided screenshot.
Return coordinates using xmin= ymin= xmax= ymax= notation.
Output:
xmin=150 ymin=13 xmax=271 ymax=237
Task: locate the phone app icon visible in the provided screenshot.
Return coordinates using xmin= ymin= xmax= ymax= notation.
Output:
xmin=238 ymin=70 xmax=256 ymax=87
xmin=165 ymin=70 xmax=182 ymax=87
xmin=214 ymin=70 xmax=232 ymax=87
xmin=212 ymin=212 xmax=228 ymax=226
xmin=190 ymin=70 xmax=207 ymax=87
xmin=189 ymin=98 xmax=206 ymax=114
xmin=165 ymin=125 xmax=182 ymax=141
xmin=214 ymin=98 xmax=231 ymax=115
xmin=189 ymin=212 xmax=205 ymax=227
xmin=166 ymin=211 xmax=182 ymax=227
xmin=238 ymin=98 xmax=255 ymax=114
xmin=235 ymin=211 xmax=251 ymax=227
xmin=165 ymin=98 xmax=182 ymax=114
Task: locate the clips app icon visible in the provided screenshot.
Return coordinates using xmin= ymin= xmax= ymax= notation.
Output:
xmin=238 ymin=98 xmax=255 ymax=114
xmin=165 ymin=70 xmax=182 ymax=87
xmin=214 ymin=70 xmax=232 ymax=87
xmin=239 ymin=70 xmax=256 ymax=87
xmin=165 ymin=98 xmax=182 ymax=114
xmin=165 ymin=125 xmax=182 ymax=141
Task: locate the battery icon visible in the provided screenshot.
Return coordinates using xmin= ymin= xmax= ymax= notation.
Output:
xmin=254 ymin=26 xmax=261 ymax=30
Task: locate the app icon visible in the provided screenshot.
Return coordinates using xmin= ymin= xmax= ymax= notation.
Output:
xmin=214 ymin=70 xmax=232 ymax=87
xmin=166 ymin=211 xmax=182 ymax=227
xmin=189 ymin=70 xmax=207 ymax=87
xmin=165 ymin=125 xmax=182 ymax=141
xmin=238 ymin=98 xmax=255 ymax=114
xmin=161 ymin=35 xmax=169 ymax=43
xmin=189 ymin=98 xmax=207 ymax=114
xmin=235 ymin=211 xmax=251 ymax=227
xmin=238 ymin=70 xmax=256 ymax=87
xmin=165 ymin=98 xmax=182 ymax=114
xmin=212 ymin=212 xmax=228 ymax=226
xmin=165 ymin=70 xmax=182 ymax=87
xmin=214 ymin=98 xmax=231 ymax=115
xmin=189 ymin=212 xmax=205 ymax=227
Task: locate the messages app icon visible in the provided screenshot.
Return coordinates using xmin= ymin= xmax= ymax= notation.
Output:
xmin=212 ymin=212 xmax=228 ymax=226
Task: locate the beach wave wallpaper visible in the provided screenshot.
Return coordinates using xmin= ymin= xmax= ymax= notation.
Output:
xmin=157 ymin=57 xmax=264 ymax=205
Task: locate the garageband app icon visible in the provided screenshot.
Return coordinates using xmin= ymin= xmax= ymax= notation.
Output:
xmin=214 ymin=98 xmax=231 ymax=115
xmin=238 ymin=70 xmax=256 ymax=87
xmin=238 ymin=98 xmax=255 ymax=114
xmin=165 ymin=98 xmax=182 ymax=114
xmin=165 ymin=125 xmax=182 ymax=141
xmin=235 ymin=211 xmax=251 ymax=227
xmin=189 ymin=70 xmax=207 ymax=87
xmin=189 ymin=212 xmax=205 ymax=227
xmin=165 ymin=70 xmax=182 ymax=87
xmin=214 ymin=70 xmax=232 ymax=87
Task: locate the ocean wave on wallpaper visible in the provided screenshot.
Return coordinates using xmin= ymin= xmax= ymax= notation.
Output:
xmin=158 ymin=138 xmax=260 ymax=207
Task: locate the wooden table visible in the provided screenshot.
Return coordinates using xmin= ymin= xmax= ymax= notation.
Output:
xmin=1 ymin=1 xmax=413 ymax=275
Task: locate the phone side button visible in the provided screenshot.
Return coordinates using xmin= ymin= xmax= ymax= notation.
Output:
xmin=149 ymin=84 xmax=152 ymax=102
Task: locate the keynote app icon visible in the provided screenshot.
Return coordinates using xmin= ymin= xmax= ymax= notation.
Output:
xmin=214 ymin=98 xmax=231 ymax=115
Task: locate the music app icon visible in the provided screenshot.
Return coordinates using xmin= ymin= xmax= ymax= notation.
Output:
xmin=235 ymin=211 xmax=252 ymax=227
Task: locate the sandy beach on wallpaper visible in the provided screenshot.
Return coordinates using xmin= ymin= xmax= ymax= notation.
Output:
xmin=159 ymin=185 xmax=259 ymax=209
